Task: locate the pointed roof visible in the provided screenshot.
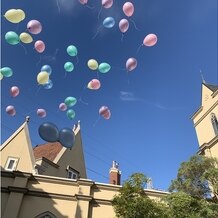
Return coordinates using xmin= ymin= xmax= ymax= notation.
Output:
xmin=203 ymin=82 xmax=218 ymax=92
xmin=33 ymin=142 xmax=63 ymax=162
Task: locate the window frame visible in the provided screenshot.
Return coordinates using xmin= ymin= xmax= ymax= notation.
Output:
xmin=211 ymin=113 xmax=218 ymax=135
xmin=5 ymin=157 xmax=19 ymax=171
xmin=66 ymin=165 xmax=79 ymax=180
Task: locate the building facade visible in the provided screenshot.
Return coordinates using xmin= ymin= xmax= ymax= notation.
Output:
xmin=191 ymin=82 xmax=218 ymax=158
xmin=1 ymin=119 xmax=167 ymax=218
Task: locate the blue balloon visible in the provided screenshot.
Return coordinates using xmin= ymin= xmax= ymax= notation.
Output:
xmin=41 ymin=65 xmax=52 ymax=75
xmin=103 ymin=17 xmax=115 ymax=28
xmin=59 ymin=128 xmax=75 ymax=148
xmin=43 ymin=80 xmax=53 ymax=89
xmin=38 ymin=122 xmax=59 ymax=142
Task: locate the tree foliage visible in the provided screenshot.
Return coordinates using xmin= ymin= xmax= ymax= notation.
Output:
xmin=169 ymin=155 xmax=218 ymax=202
xmin=112 ymin=173 xmax=169 ymax=218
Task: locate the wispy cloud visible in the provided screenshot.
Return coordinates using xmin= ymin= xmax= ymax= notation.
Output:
xmin=53 ymin=0 xmax=78 ymax=14
xmin=120 ymin=91 xmax=144 ymax=102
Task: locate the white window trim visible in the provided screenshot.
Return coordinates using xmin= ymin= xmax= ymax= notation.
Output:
xmin=66 ymin=165 xmax=79 ymax=180
xmin=5 ymin=157 xmax=19 ymax=171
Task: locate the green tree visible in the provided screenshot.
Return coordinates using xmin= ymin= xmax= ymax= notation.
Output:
xmin=164 ymin=191 xmax=218 ymax=218
xmin=169 ymin=155 xmax=218 ymax=202
xmin=112 ymin=173 xmax=169 ymax=218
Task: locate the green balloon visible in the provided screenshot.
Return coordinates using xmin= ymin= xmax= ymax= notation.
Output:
xmin=5 ymin=31 xmax=20 ymax=45
xmin=66 ymin=109 xmax=76 ymax=120
xmin=98 ymin=62 xmax=111 ymax=73
xmin=64 ymin=96 xmax=77 ymax=107
xmin=64 ymin=62 xmax=74 ymax=72
xmin=67 ymin=45 xmax=78 ymax=57
xmin=0 ymin=67 xmax=13 ymax=77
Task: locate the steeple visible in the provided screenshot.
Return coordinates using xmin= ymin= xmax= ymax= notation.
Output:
xmin=109 ymin=161 xmax=121 ymax=185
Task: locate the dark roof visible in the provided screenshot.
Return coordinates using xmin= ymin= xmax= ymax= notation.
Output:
xmin=203 ymin=83 xmax=218 ymax=92
xmin=33 ymin=142 xmax=63 ymax=162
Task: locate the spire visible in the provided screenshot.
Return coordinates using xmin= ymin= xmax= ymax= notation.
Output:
xmin=200 ymin=70 xmax=206 ymax=84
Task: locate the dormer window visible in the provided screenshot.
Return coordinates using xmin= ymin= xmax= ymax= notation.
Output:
xmin=66 ymin=166 xmax=79 ymax=180
xmin=5 ymin=157 xmax=19 ymax=171
xmin=211 ymin=113 xmax=218 ymax=135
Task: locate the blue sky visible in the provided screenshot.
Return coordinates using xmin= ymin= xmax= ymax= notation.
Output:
xmin=1 ymin=0 xmax=217 ymax=190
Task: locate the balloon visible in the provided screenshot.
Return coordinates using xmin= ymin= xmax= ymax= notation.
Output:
xmin=37 ymin=109 xmax=47 ymax=118
xmin=103 ymin=17 xmax=115 ymax=28
xmin=126 ymin=57 xmax=137 ymax=72
xmin=6 ymin=105 xmax=16 ymax=116
xmin=0 ymin=67 xmax=13 ymax=77
xmin=103 ymin=109 xmax=111 ymax=119
xmin=5 ymin=31 xmax=20 ymax=45
xmin=143 ymin=34 xmax=158 ymax=47
xmin=64 ymin=96 xmax=77 ymax=107
xmin=67 ymin=45 xmax=78 ymax=57
xmin=27 ymin=20 xmax=42 ymax=34
xmin=123 ymin=2 xmax=134 ymax=17
xmin=4 ymin=9 xmax=25 ymax=23
xmin=98 ymin=62 xmax=111 ymax=73
xmin=19 ymin=32 xmax=33 ymax=44
xmin=34 ymin=40 xmax=45 ymax=53
xmin=43 ymin=80 xmax=53 ymax=89
xmin=102 ymin=0 xmax=113 ymax=8
xmin=79 ymin=0 xmax=88 ymax=5
xmin=37 ymin=71 xmax=49 ymax=84
xmin=87 ymin=59 xmax=98 ymax=70
xmin=66 ymin=109 xmax=76 ymax=120
xmin=41 ymin=65 xmax=52 ymax=75
xmin=59 ymin=103 xmax=67 ymax=111
xmin=38 ymin=122 xmax=59 ymax=142
xmin=87 ymin=79 xmax=101 ymax=90
xmin=0 ymin=73 xmax=3 ymax=80
xmin=64 ymin=62 xmax=74 ymax=72
xmin=10 ymin=86 xmax=20 ymax=97
xmin=119 ymin=19 xmax=129 ymax=33
xmin=59 ymin=128 xmax=75 ymax=148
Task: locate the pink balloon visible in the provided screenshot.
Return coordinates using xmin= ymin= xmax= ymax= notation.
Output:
xmin=119 ymin=19 xmax=129 ymax=33
xmin=126 ymin=57 xmax=137 ymax=72
xmin=37 ymin=109 xmax=46 ymax=118
xmin=6 ymin=105 xmax=16 ymax=116
xmin=102 ymin=0 xmax=113 ymax=8
xmin=10 ymin=86 xmax=20 ymax=97
xmin=103 ymin=109 xmax=111 ymax=119
xmin=123 ymin=2 xmax=134 ymax=17
xmin=79 ymin=0 xmax=88 ymax=5
xmin=99 ymin=106 xmax=109 ymax=116
xmin=89 ymin=79 xmax=101 ymax=90
xmin=59 ymin=103 xmax=67 ymax=111
xmin=34 ymin=40 xmax=45 ymax=53
xmin=27 ymin=20 xmax=42 ymax=34
xmin=143 ymin=34 xmax=158 ymax=47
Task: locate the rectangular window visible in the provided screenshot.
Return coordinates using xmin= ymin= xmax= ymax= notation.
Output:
xmin=66 ymin=166 xmax=79 ymax=180
xmin=5 ymin=157 xmax=19 ymax=171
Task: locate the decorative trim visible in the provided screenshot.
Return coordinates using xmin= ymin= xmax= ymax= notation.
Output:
xmin=75 ymin=194 xmax=93 ymax=201
xmin=8 ymin=186 xmax=28 ymax=194
xmin=91 ymin=198 xmax=112 ymax=205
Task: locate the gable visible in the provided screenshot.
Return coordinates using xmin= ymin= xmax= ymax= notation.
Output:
xmin=0 ymin=120 xmax=36 ymax=174
xmin=201 ymin=83 xmax=218 ymax=106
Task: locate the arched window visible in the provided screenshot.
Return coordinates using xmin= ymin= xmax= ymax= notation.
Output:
xmin=35 ymin=211 xmax=57 ymax=218
xmin=211 ymin=113 xmax=218 ymax=135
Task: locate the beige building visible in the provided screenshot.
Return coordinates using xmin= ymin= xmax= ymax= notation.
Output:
xmin=191 ymin=82 xmax=218 ymax=158
xmin=1 ymin=118 xmax=168 ymax=218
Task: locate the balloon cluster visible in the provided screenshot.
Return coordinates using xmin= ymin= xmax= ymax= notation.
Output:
xmin=0 ymin=67 xmax=13 ymax=80
xmin=3 ymin=9 xmax=45 ymax=53
xmin=38 ymin=65 xmax=53 ymax=88
xmin=38 ymin=122 xmax=75 ymax=148
xmin=64 ymin=45 xmax=78 ymax=73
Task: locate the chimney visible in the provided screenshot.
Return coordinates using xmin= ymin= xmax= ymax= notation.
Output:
xmin=109 ymin=161 xmax=121 ymax=185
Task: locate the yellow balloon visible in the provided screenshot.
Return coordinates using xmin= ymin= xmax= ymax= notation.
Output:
xmin=37 ymin=71 xmax=49 ymax=85
xmin=87 ymin=81 xmax=93 ymax=89
xmin=88 ymin=59 xmax=98 ymax=70
xmin=0 ymin=73 xmax=3 ymax=80
xmin=4 ymin=9 xmax=25 ymax=23
xmin=20 ymin=32 xmax=33 ymax=44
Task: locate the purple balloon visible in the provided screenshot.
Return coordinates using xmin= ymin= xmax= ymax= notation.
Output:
xmin=10 ymin=86 xmax=20 ymax=97
xmin=119 ymin=19 xmax=129 ymax=33
xmin=59 ymin=103 xmax=67 ymax=111
xmin=6 ymin=105 xmax=16 ymax=116
xmin=126 ymin=57 xmax=137 ymax=72
xmin=37 ymin=108 xmax=46 ymax=118
xmin=27 ymin=20 xmax=42 ymax=34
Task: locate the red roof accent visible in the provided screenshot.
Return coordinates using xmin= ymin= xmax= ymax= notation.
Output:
xmin=33 ymin=142 xmax=63 ymax=162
